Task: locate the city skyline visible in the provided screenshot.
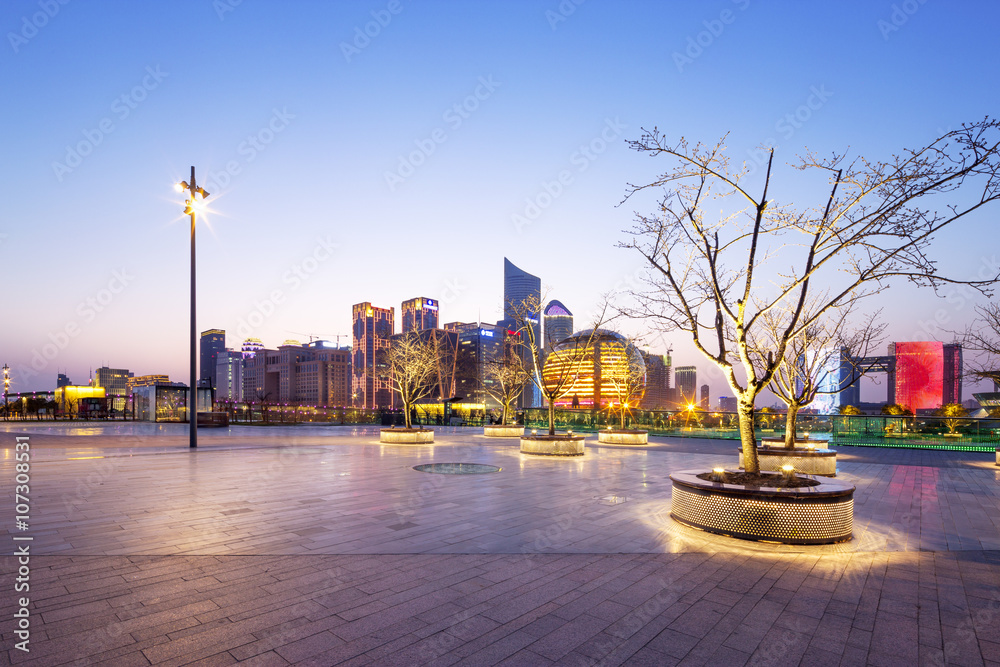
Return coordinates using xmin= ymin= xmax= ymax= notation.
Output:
xmin=3 ymin=1 xmax=999 ymax=398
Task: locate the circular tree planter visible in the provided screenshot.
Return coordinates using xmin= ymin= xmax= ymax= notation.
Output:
xmin=670 ymin=469 xmax=855 ymax=544
xmin=741 ymin=442 xmax=838 ymax=477
xmin=598 ymin=429 xmax=649 ymax=445
xmin=520 ymin=433 xmax=585 ymax=456
xmin=380 ymin=428 xmax=434 ymax=444
xmin=483 ymin=424 xmax=525 ymax=438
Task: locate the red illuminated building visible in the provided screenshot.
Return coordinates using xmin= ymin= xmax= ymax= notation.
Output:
xmin=888 ymin=342 xmax=962 ymax=411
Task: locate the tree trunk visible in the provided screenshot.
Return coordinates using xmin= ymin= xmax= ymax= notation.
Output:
xmin=501 ymin=402 xmax=509 ymax=425
xmin=547 ymin=399 xmax=556 ymax=436
xmin=784 ymin=404 xmax=799 ymax=449
xmin=738 ymin=397 xmax=759 ymax=473
xmin=404 ymin=400 xmax=411 ymax=428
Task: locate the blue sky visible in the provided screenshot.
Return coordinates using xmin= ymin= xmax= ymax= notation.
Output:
xmin=2 ymin=0 xmax=998 ymax=400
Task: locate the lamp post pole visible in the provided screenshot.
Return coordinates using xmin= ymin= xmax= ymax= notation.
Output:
xmin=177 ymin=167 xmax=210 ymax=448
xmin=3 ymin=364 xmax=9 ymax=421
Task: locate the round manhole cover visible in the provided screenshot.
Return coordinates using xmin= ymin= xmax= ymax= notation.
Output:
xmin=413 ymin=463 xmax=501 ymax=475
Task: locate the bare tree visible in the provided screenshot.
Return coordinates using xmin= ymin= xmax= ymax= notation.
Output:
xmin=483 ymin=341 xmax=531 ymax=425
xmin=620 ymin=120 xmax=1000 ymax=472
xmin=507 ymin=295 xmax=606 ymax=435
xmin=382 ymin=331 xmax=440 ymax=429
xmin=600 ymin=334 xmax=647 ymax=430
xmin=961 ymin=302 xmax=1000 ymax=389
xmin=762 ymin=302 xmax=884 ymax=448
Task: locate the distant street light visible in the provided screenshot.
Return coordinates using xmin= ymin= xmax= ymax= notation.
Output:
xmin=176 ymin=167 xmax=210 ymax=448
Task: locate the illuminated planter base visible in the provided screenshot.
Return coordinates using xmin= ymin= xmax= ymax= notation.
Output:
xmin=598 ymin=429 xmax=648 ymax=445
xmin=380 ymin=428 xmax=434 ymax=444
xmin=740 ymin=446 xmax=838 ymax=477
xmin=520 ymin=434 xmax=585 ymax=456
xmin=483 ymin=424 xmax=525 ymax=438
xmin=670 ymin=470 xmax=855 ymax=545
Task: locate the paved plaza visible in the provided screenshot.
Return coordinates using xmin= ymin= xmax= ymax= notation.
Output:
xmin=2 ymin=424 xmax=999 ymax=665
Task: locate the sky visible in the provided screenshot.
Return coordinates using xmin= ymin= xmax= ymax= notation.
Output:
xmin=2 ymin=0 xmax=998 ymax=401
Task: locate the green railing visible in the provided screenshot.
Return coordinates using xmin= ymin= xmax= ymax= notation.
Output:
xmin=521 ymin=408 xmax=1000 ymax=452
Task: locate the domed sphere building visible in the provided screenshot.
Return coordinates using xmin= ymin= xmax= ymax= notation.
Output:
xmin=542 ymin=329 xmax=646 ymax=409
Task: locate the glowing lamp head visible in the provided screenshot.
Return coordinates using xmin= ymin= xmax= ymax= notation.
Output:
xmin=781 ymin=464 xmax=795 ymax=478
xmin=712 ymin=467 xmax=725 ymax=481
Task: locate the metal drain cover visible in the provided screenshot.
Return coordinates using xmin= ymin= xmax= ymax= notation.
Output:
xmin=413 ymin=463 xmax=501 ymax=475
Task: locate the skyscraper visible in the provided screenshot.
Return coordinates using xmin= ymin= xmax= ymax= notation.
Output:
xmin=943 ymin=343 xmax=963 ymax=405
xmin=215 ymin=350 xmax=243 ymax=403
xmin=543 ymin=300 xmax=573 ymax=349
xmin=675 ymin=366 xmax=697 ymax=406
xmin=700 ymin=384 xmax=710 ymax=409
xmin=200 ymin=329 xmax=225 ymax=391
xmin=401 ymin=297 xmax=440 ymax=332
xmin=501 ymin=258 xmax=542 ymax=407
xmin=352 ymin=303 xmax=395 ymax=409
xmin=503 ymin=258 xmax=541 ymax=318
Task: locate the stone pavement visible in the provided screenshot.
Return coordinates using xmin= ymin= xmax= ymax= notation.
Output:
xmin=1 ymin=424 xmax=999 ymax=665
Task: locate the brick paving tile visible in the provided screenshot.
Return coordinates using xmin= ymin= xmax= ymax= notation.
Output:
xmin=2 ymin=428 xmax=999 ymax=666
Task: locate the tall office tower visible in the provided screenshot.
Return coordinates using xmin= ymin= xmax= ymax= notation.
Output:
xmin=352 ymin=303 xmax=395 ymax=409
xmin=401 ymin=297 xmax=440 ymax=332
xmin=675 ymin=366 xmax=697 ymax=406
xmin=503 ymin=258 xmax=541 ymax=317
xmin=502 ymin=258 xmax=542 ymax=407
xmin=215 ymin=350 xmax=244 ymax=403
xmin=200 ymin=329 xmax=226 ymax=391
xmin=56 ymin=373 xmax=72 ymax=388
xmin=943 ymin=343 xmax=963 ymax=405
xmin=719 ymin=396 xmax=738 ymax=412
xmin=700 ymin=384 xmax=710 ymax=409
xmin=241 ymin=338 xmax=264 ymax=359
xmin=543 ymin=300 xmax=573 ymax=349
xmin=93 ymin=367 xmax=133 ymax=413
xmin=639 ymin=351 xmax=671 ymax=410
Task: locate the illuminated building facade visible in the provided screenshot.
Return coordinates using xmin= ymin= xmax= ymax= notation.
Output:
xmin=401 ymin=297 xmax=439 ymax=332
xmin=544 ymin=330 xmax=646 ymax=409
xmin=543 ymin=300 xmax=573 ymax=349
xmin=675 ymin=366 xmax=697 ymax=406
xmin=127 ymin=374 xmax=170 ymax=394
xmin=133 ymin=384 xmax=212 ymax=422
xmin=200 ymin=329 xmax=225 ymax=391
xmin=639 ymin=351 xmax=672 ymax=409
xmin=352 ymin=302 xmax=395 ymax=409
xmin=888 ymin=341 xmax=963 ymax=411
xmin=454 ymin=324 xmax=503 ymax=407
xmin=215 ymin=350 xmax=243 ymax=403
xmin=93 ymin=367 xmax=133 ymax=413
xmin=242 ymin=338 xmax=264 ymax=359
xmin=242 ymin=341 xmax=352 ymax=406
xmin=700 ymin=384 xmax=710 ymax=409
xmin=53 ymin=385 xmax=106 ymax=418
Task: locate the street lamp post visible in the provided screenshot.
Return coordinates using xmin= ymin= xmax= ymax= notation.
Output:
xmin=176 ymin=167 xmax=210 ymax=448
xmin=3 ymin=364 xmax=9 ymax=421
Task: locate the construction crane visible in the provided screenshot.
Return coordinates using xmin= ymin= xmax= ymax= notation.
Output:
xmin=286 ymin=331 xmax=349 ymax=348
